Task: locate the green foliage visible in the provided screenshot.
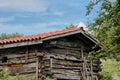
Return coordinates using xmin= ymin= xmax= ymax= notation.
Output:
xmin=0 ymin=72 xmax=35 ymax=80
xmin=87 ymin=1 xmax=120 ymax=79
xmin=100 ymin=59 xmax=120 ymax=80
xmin=0 ymin=72 xmax=56 ymax=80
xmin=86 ymin=0 xmax=120 ymax=60
xmin=86 ymin=0 xmax=101 ymax=15
xmin=0 ymin=33 xmax=23 ymax=40
xmin=100 ymin=72 xmax=112 ymax=80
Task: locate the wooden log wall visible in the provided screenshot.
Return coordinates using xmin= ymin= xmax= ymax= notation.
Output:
xmin=41 ymin=37 xmax=101 ymax=80
xmin=0 ymin=46 xmax=39 ymax=79
xmin=0 ymin=36 xmax=101 ymax=80
xmin=41 ymin=43 xmax=101 ymax=80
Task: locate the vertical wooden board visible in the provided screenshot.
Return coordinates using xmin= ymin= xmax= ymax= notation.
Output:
xmin=36 ymin=57 xmax=39 ymax=80
xmin=25 ymin=48 xmax=29 ymax=63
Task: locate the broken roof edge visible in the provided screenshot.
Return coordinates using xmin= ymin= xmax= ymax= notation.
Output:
xmin=0 ymin=27 xmax=98 ymax=49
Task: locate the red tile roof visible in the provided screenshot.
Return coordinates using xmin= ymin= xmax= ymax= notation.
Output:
xmin=0 ymin=27 xmax=83 ymax=45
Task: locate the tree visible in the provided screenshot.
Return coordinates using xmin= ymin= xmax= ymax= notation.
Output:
xmin=0 ymin=33 xmax=23 ymax=40
xmin=86 ymin=1 xmax=120 ymax=79
xmin=86 ymin=0 xmax=120 ymax=60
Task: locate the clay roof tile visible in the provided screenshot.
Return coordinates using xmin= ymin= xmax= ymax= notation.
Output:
xmin=0 ymin=27 xmax=82 ymax=45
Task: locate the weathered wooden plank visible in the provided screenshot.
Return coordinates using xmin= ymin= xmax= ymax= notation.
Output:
xmin=25 ymin=48 xmax=29 ymax=63
xmin=36 ymin=57 xmax=39 ymax=80
xmin=0 ymin=34 xmax=100 ymax=80
xmin=0 ymin=40 xmax=42 ymax=49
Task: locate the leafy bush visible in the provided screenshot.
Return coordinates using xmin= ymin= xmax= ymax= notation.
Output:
xmin=0 ymin=72 xmax=35 ymax=80
xmin=100 ymin=59 xmax=120 ymax=80
xmin=100 ymin=72 xmax=112 ymax=80
xmin=0 ymin=72 xmax=56 ymax=80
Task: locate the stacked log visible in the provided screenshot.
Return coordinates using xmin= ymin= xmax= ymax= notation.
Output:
xmin=0 ymin=37 xmax=101 ymax=80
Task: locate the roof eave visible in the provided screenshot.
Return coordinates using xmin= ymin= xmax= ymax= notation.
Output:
xmin=0 ymin=39 xmax=43 ymax=49
xmin=0 ymin=29 xmax=98 ymax=49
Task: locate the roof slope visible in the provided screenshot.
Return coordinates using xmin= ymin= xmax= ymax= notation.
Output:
xmin=0 ymin=27 xmax=83 ymax=45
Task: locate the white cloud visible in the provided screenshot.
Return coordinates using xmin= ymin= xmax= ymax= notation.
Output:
xmin=0 ymin=0 xmax=47 ymax=12
xmin=39 ymin=11 xmax=64 ymax=16
xmin=0 ymin=16 xmax=15 ymax=22
xmin=77 ymin=22 xmax=88 ymax=30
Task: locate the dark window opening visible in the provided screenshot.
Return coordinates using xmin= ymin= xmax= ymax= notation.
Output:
xmin=2 ymin=56 xmax=8 ymax=63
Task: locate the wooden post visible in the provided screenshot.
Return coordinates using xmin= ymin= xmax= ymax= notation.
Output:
xmin=81 ymin=46 xmax=86 ymax=80
xmin=25 ymin=47 xmax=28 ymax=63
xmin=81 ymin=46 xmax=84 ymax=59
xmin=36 ymin=57 xmax=39 ymax=80
xmin=35 ymin=49 xmax=43 ymax=80
xmin=35 ymin=49 xmax=38 ymax=56
xmin=50 ymin=57 xmax=53 ymax=70
xmin=90 ymin=60 xmax=93 ymax=80
xmin=35 ymin=49 xmax=39 ymax=80
xmin=39 ymin=56 xmax=43 ymax=80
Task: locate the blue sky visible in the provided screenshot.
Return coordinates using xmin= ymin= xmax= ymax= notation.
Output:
xmin=0 ymin=0 xmax=100 ymax=35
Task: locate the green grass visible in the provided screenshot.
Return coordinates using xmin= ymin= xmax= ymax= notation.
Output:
xmin=101 ymin=59 xmax=120 ymax=80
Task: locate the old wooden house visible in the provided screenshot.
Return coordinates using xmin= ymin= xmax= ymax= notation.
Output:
xmin=0 ymin=27 xmax=101 ymax=80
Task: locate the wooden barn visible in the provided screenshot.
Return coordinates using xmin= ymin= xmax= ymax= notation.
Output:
xmin=0 ymin=27 xmax=101 ymax=80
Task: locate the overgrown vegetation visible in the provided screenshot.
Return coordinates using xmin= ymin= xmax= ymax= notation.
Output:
xmin=87 ymin=0 xmax=120 ymax=80
xmin=0 ymin=72 xmax=35 ymax=80
xmin=0 ymin=33 xmax=23 ymax=40
xmin=100 ymin=72 xmax=112 ymax=80
xmin=100 ymin=59 xmax=120 ymax=80
xmin=0 ymin=72 xmax=56 ymax=80
xmin=87 ymin=0 xmax=120 ymax=60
